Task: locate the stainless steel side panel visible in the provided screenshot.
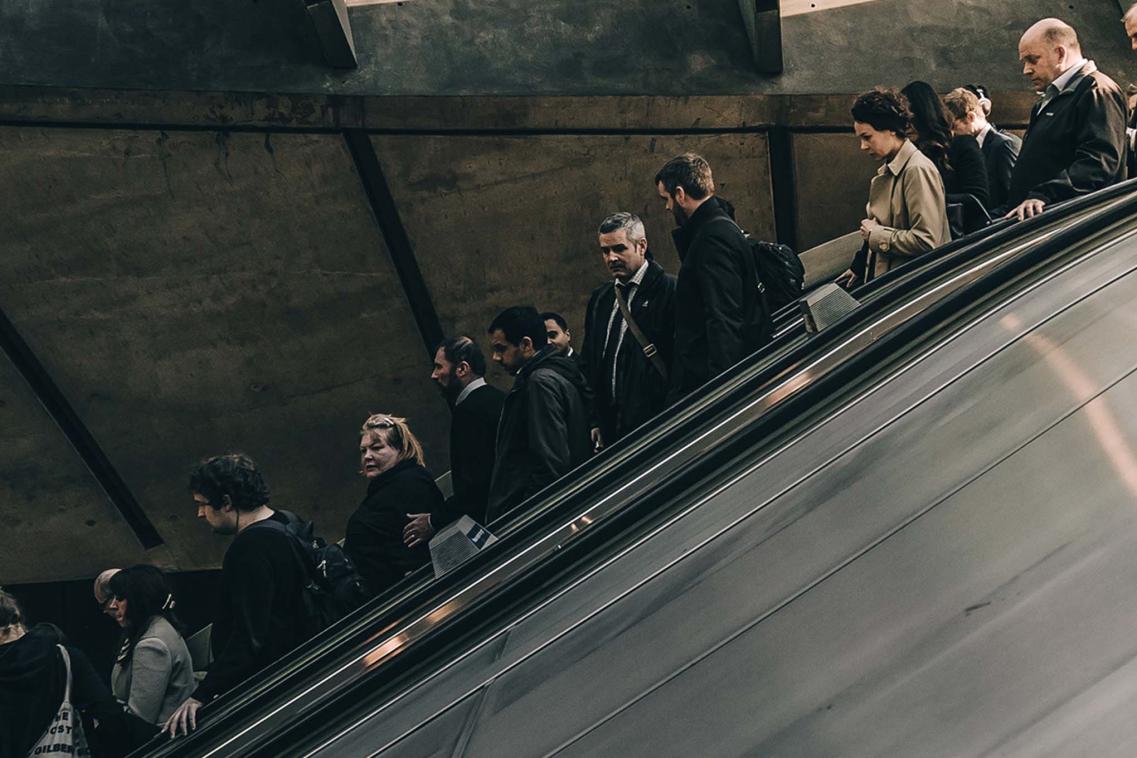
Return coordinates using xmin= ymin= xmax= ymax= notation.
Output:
xmin=311 ymin=229 xmax=1137 ymax=756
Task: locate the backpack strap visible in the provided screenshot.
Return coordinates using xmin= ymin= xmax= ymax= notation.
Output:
xmin=613 ymin=285 xmax=669 ymax=382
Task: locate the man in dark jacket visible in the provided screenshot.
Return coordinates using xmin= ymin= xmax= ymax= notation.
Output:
xmin=485 ymin=306 xmax=592 ymax=525
xmin=582 ymin=212 xmax=677 ymax=448
xmin=944 ymin=86 xmax=1022 ymax=212
xmin=656 ymin=153 xmax=769 ymax=400
xmin=404 ymin=336 xmax=505 ymax=546
xmin=1004 ymin=18 xmax=1127 ymax=221
xmin=165 ymin=453 xmax=306 ymax=736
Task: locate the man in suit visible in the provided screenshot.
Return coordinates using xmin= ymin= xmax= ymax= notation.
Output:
xmin=1004 ymin=18 xmax=1127 ymax=221
xmin=656 ymin=153 xmax=770 ymax=401
xmin=404 ymin=337 xmax=505 ymax=546
xmin=581 ymin=212 xmax=677 ymax=449
xmin=944 ymin=87 xmax=1022 ymax=212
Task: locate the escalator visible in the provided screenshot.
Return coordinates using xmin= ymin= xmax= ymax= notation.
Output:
xmin=147 ymin=181 xmax=1137 ymax=756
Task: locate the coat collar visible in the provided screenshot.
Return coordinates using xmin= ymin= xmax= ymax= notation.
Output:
xmin=879 ymin=139 xmax=919 ymax=178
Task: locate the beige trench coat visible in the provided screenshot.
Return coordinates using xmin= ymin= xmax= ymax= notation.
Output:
xmin=865 ymin=139 xmax=951 ymax=279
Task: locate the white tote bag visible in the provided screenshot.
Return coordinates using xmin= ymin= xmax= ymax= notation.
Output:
xmin=27 ymin=645 xmax=91 ymax=757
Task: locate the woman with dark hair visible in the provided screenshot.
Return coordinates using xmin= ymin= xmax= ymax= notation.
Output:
xmin=836 ymin=88 xmax=951 ymax=289
xmin=105 ymin=566 xmax=194 ymax=726
xmin=901 ymin=80 xmax=990 ymax=211
xmin=0 ymin=589 xmax=146 ymax=757
xmin=343 ymin=414 xmax=443 ymax=596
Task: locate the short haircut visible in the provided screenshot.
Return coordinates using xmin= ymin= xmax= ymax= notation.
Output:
xmin=851 ymin=88 xmax=911 ymax=138
xmin=540 ymin=312 xmax=568 ymax=332
xmin=597 ymin=212 xmax=646 ymax=244
xmin=655 ymin=153 xmax=714 ymax=200
xmin=107 ymin=565 xmax=183 ymax=656
xmin=189 ymin=453 xmax=270 ymax=511
xmin=0 ymin=590 xmax=24 ymax=630
xmin=360 ymin=413 xmax=425 ymax=467
xmin=943 ymin=88 xmax=982 ymax=121
xmin=488 ymin=306 xmax=548 ymax=348
xmin=436 ymin=336 xmax=486 ymax=376
xmin=1126 ymin=3 xmax=1137 ymax=24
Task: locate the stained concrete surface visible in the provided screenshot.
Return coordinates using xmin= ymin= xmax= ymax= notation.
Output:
xmin=375 ymin=132 xmax=774 ymax=383
xmin=0 ymin=0 xmax=1133 ymax=96
xmin=793 ymin=132 xmax=878 ymax=251
xmin=0 ymin=352 xmax=149 ymax=584
xmin=0 ymin=127 xmax=449 ymax=577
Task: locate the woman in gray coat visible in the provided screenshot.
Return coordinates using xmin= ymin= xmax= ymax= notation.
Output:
xmin=105 ymin=565 xmax=196 ymax=725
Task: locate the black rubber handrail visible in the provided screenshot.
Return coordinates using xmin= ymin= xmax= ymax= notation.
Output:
xmin=141 ymin=179 xmax=1137 ymax=757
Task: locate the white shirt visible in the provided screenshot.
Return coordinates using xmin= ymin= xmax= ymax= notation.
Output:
xmin=976 ymin=124 xmax=992 ymax=149
xmin=602 ymin=259 xmax=651 ymax=396
xmin=456 ymin=376 xmax=487 ymax=406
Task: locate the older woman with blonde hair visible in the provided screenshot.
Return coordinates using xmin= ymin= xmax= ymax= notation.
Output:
xmin=343 ymin=413 xmax=443 ymax=596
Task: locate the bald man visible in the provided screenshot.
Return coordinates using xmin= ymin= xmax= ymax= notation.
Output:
xmin=1004 ymin=18 xmax=1127 ymax=221
xmin=93 ymin=568 xmax=121 ymax=618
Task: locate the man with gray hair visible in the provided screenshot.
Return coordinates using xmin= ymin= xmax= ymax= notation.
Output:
xmin=580 ymin=212 xmax=677 ymax=448
xmin=1004 ymin=17 xmax=1126 ymax=220
xmin=1121 ymin=4 xmax=1137 ymax=176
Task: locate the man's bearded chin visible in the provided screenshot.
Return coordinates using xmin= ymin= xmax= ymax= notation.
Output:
xmin=672 ymin=203 xmax=687 ymax=227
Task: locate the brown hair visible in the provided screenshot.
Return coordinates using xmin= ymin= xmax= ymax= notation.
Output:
xmin=360 ymin=413 xmax=426 ymax=467
xmin=0 ymin=589 xmax=25 ymax=631
xmin=943 ymin=88 xmax=981 ymax=122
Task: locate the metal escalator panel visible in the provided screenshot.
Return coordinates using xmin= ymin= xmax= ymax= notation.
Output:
xmin=289 ymin=212 xmax=1137 ymax=755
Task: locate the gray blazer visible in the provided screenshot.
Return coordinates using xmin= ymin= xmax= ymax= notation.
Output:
xmin=111 ymin=615 xmax=195 ymax=724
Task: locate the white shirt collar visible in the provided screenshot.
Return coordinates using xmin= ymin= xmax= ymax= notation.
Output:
xmin=1046 ymin=59 xmax=1087 ymax=97
xmin=619 ymin=258 xmax=650 ymax=288
xmin=976 ymin=124 xmax=992 ymax=148
xmin=456 ymin=376 xmax=487 ymax=406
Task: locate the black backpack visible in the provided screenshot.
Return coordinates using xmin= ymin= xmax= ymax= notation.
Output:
xmin=748 ymin=238 xmax=805 ymax=313
xmin=251 ymin=511 xmax=370 ymax=634
xmin=707 ymin=217 xmax=805 ymax=314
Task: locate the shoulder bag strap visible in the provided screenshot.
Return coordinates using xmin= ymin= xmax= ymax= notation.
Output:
xmin=57 ymin=644 xmax=73 ymax=703
xmin=613 ymin=285 xmax=668 ymax=382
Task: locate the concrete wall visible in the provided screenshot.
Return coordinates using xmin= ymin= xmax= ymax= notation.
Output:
xmin=0 ymin=0 xmax=1133 ymax=583
xmin=0 ymin=0 xmax=1133 ymax=96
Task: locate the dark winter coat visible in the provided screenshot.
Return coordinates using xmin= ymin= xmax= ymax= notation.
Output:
xmin=668 ymin=197 xmax=770 ymax=399
xmin=485 ymin=347 xmax=593 ymax=524
xmin=432 ymin=382 xmax=505 ymax=528
xmin=1008 ymin=60 xmax=1127 ymax=208
xmin=344 ymin=459 xmax=440 ymax=596
xmin=943 ymin=133 xmax=990 ymax=209
xmin=0 ymin=630 xmax=148 ymax=758
xmin=581 ymin=258 xmax=677 ymax=445
xmin=981 ymin=126 xmax=1022 ymax=211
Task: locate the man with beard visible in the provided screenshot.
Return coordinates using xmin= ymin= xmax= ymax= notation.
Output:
xmin=581 ymin=212 xmax=677 ymax=449
xmin=656 ymin=153 xmax=769 ymax=401
xmin=403 ymin=337 xmax=505 ymax=546
xmin=484 ymin=306 xmax=592 ymax=524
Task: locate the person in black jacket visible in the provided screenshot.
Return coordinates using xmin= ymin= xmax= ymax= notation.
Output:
xmin=345 ymin=414 xmax=440 ymax=593
xmin=1005 ymin=18 xmax=1127 ymax=221
xmin=485 ymin=306 xmax=592 ymax=525
xmin=656 ymin=153 xmax=769 ymax=400
xmin=582 ymin=212 xmax=677 ymax=448
xmin=902 ymin=80 xmax=990 ymax=212
xmin=404 ymin=337 xmax=505 ymax=546
xmin=165 ymin=453 xmax=307 ymax=737
xmin=944 ymin=86 xmax=1022 ymax=211
xmin=1 ymin=591 xmax=148 ymax=758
